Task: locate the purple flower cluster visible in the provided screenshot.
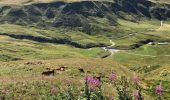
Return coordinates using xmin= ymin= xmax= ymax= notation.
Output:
xmin=109 ymin=72 xmax=117 ymax=82
xmin=83 ymin=73 xmax=164 ymax=99
xmin=132 ymin=75 xmax=140 ymax=84
xmin=155 ymin=84 xmax=163 ymax=96
xmin=85 ymin=75 xmax=101 ymax=90
xmin=133 ymin=90 xmax=139 ymax=100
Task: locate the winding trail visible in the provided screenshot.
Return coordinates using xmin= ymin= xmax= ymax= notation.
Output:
xmin=110 ymin=40 xmax=115 ymax=46
xmin=108 ymin=40 xmax=120 ymax=56
xmin=101 ymin=21 xmax=170 ymax=58
xmin=101 ymin=40 xmax=120 ymax=56
xmin=101 ymin=39 xmax=170 ymax=57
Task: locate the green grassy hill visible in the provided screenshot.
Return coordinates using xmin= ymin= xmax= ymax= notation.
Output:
xmin=0 ymin=0 xmax=169 ymax=99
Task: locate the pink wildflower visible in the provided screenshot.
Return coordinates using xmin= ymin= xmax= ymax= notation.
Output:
xmin=155 ymin=84 xmax=163 ymax=96
xmin=133 ymin=90 xmax=139 ymax=100
xmin=85 ymin=75 xmax=101 ymax=91
xmin=109 ymin=72 xmax=117 ymax=81
xmin=132 ymin=75 xmax=140 ymax=84
xmin=110 ymin=97 xmax=114 ymax=100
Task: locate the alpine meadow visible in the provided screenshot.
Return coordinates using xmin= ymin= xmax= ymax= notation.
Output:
xmin=0 ymin=0 xmax=170 ymax=100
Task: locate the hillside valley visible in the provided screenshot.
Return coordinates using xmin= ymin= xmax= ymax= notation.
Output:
xmin=0 ymin=0 xmax=170 ymax=99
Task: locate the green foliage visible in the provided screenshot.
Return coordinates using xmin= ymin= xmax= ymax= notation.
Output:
xmin=114 ymin=76 xmax=133 ymax=100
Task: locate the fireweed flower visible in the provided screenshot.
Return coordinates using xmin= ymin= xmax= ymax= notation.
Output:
xmin=155 ymin=84 xmax=163 ymax=96
xmin=133 ymin=90 xmax=139 ymax=100
xmin=109 ymin=72 xmax=117 ymax=81
xmin=110 ymin=97 xmax=114 ymax=100
xmin=132 ymin=75 xmax=140 ymax=84
xmin=85 ymin=75 xmax=101 ymax=91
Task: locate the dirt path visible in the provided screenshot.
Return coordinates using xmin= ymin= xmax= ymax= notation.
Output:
xmin=108 ymin=40 xmax=119 ymax=56
xmin=157 ymin=22 xmax=170 ymax=31
xmin=101 ymin=40 xmax=120 ymax=56
xmin=110 ymin=40 xmax=115 ymax=46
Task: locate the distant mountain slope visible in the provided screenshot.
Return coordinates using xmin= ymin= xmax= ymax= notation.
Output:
xmin=0 ymin=0 xmax=112 ymax=5
xmin=149 ymin=0 xmax=170 ymax=4
xmin=0 ymin=0 xmax=170 ymax=5
xmin=0 ymin=0 xmax=170 ymax=34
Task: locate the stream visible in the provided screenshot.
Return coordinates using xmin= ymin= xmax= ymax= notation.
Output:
xmin=101 ymin=40 xmax=121 ymax=56
xmin=100 ymin=40 xmax=170 ymax=57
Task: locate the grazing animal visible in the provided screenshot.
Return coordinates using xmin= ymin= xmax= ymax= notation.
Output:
xmin=42 ymin=66 xmax=68 ymax=76
xmin=42 ymin=70 xmax=55 ymax=76
xmin=78 ymin=68 xmax=85 ymax=73
xmin=25 ymin=61 xmax=43 ymax=65
xmin=46 ymin=68 xmax=51 ymax=70
xmin=56 ymin=66 xmax=68 ymax=71
xmin=87 ymin=71 xmax=91 ymax=73
xmin=37 ymin=61 xmax=43 ymax=65
xmin=24 ymin=62 xmax=34 ymax=65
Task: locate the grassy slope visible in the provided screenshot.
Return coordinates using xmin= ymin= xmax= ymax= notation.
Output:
xmin=0 ymin=58 xmax=136 ymax=99
xmin=0 ymin=0 xmax=170 ymax=99
xmin=0 ymin=23 xmax=111 ymax=47
xmin=0 ymin=35 xmax=107 ymax=61
xmin=113 ymin=19 xmax=162 ymax=45
xmin=111 ymin=20 xmax=170 ymax=99
xmin=112 ymin=19 xmax=170 ymax=65
xmin=0 ymin=19 xmax=169 ymax=99
xmin=0 ymin=19 xmax=164 ymax=61
xmin=150 ymin=0 xmax=170 ymax=3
